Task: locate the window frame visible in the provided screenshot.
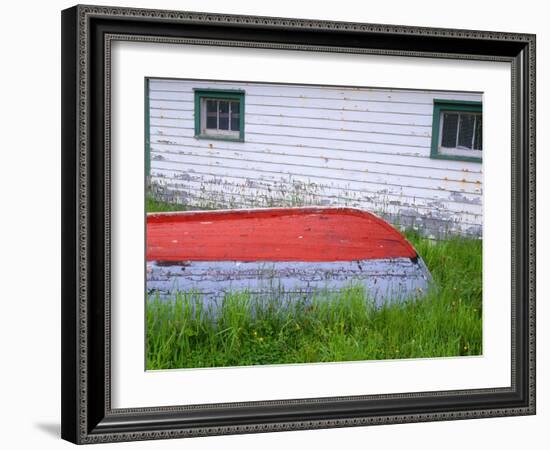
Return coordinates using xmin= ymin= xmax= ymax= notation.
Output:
xmin=430 ymin=99 xmax=482 ymax=163
xmin=194 ymin=89 xmax=245 ymax=142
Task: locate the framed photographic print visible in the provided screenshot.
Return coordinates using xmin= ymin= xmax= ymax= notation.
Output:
xmin=61 ymin=4 xmax=536 ymax=444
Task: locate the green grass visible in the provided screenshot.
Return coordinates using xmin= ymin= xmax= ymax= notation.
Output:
xmin=146 ymin=196 xmax=190 ymax=213
xmin=146 ymin=232 xmax=482 ymax=369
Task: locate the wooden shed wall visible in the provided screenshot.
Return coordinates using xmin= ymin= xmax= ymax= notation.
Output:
xmin=147 ymin=79 xmax=483 ymax=238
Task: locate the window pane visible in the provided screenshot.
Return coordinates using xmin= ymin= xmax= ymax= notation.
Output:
xmin=458 ymin=113 xmax=475 ymax=149
xmin=218 ymin=101 xmax=229 ymax=130
xmin=206 ymin=100 xmax=217 ymax=129
xmin=441 ymin=113 xmax=458 ymax=148
xmin=230 ymin=101 xmax=240 ymax=131
xmin=474 ymin=116 xmax=482 ymax=150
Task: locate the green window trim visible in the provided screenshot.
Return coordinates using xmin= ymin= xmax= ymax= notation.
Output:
xmin=194 ymin=89 xmax=245 ymax=142
xmin=430 ymin=99 xmax=482 ymax=163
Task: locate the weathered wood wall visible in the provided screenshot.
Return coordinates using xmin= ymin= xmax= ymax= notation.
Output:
xmin=147 ymin=79 xmax=483 ymax=238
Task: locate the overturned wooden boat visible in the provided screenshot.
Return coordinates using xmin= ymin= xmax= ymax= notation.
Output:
xmin=146 ymin=207 xmax=431 ymax=306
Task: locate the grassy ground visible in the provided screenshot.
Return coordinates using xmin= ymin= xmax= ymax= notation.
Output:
xmin=146 ymin=196 xmax=190 ymax=212
xmin=145 ymin=212 xmax=482 ymax=369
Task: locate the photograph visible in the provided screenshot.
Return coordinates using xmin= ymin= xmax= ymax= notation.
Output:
xmin=57 ymin=3 xmax=536 ymax=444
xmin=144 ymin=78 xmax=483 ymax=370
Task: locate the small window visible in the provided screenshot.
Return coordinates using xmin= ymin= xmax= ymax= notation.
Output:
xmin=430 ymin=100 xmax=482 ymax=162
xmin=194 ymin=89 xmax=245 ymax=141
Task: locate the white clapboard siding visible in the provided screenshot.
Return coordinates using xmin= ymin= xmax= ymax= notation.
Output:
xmin=150 ymin=80 xmax=481 ymax=103
xmin=149 ymin=115 xmax=433 ymax=139
xmin=151 ymin=91 xmax=437 ymax=115
xmin=150 ymin=100 xmax=435 ymax=127
xmin=148 ymin=136 xmax=483 ymax=174
xmin=152 ymin=127 xmax=434 ymax=157
xmin=151 ymin=165 xmax=483 ymax=210
xmin=152 ymin=112 xmax=432 ymax=137
xmin=150 ymin=170 xmax=483 ymax=217
xmin=147 ymin=78 xmax=484 ymax=237
xmin=151 ymin=123 xmax=431 ymax=147
xmin=150 ymin=145 xmax=482 ymax=183
xmin=150 ymin=151 xmax=482 ymax=194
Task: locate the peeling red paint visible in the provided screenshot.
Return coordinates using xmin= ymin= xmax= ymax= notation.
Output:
xmin=147 ymin=207 xmax=417 ymax=262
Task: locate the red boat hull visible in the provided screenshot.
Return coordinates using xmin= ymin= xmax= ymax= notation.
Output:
xmin=147 ymin=207 xmax=417 ymax=263
xmin=146 ymin=208 xmax=430 ymax=305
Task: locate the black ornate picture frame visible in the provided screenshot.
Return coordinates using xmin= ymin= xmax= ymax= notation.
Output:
xmin=61 ymin=4 xmax=536 ymax=444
